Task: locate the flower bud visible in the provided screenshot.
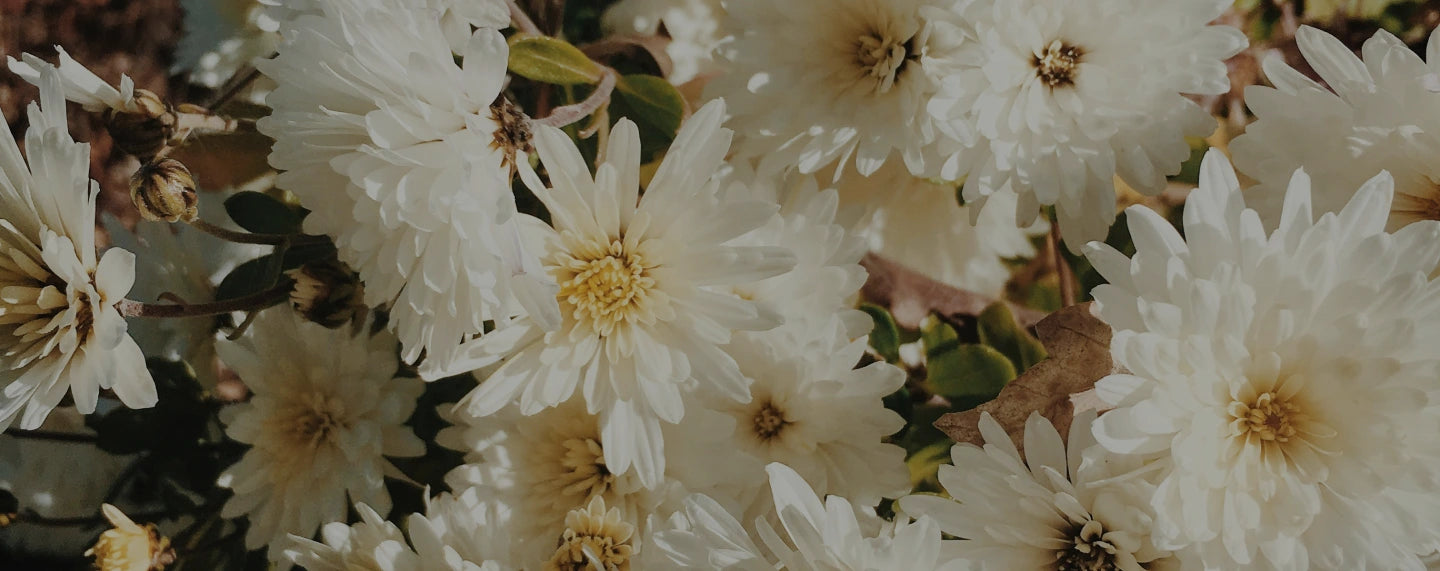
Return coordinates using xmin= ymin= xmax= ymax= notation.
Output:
xmin=86 ymin=504 xmax=175 ymax=571
xmin=287 ymin=260 xmax=366 ymax=328
xmin=105 ymin=89 xmax=177 ymax=161
xmin=129 ymin=159 xmax=199 ymax=223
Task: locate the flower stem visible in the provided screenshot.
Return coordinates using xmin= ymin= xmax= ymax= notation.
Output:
xmin=506 ymin=0 xmax=542 ymax=35
xmin=187 ymin=219 xmax=326 ymax=247
xmin=1048 ymin=220 xmax=1077 ymax=307
xmin=2 ymin=429 xmax=97 ymax=443
xmin=118 ymin=283 xmax=291 ymax=319
xmin=535 ymin=68 xmax=617 ymax=129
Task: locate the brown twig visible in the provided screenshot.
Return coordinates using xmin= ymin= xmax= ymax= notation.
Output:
xmin=1049 ymin=222 xmax=1077 ymax=307
xmin=2 ymin=429 xmax=97 ymax=443
xmin=117 ymin=283 xmax=291 ymax=319
xmin=534 ymin=68 xmax=617 ymax=129
xmin=205 ymin=65 xmax=263 ymax=111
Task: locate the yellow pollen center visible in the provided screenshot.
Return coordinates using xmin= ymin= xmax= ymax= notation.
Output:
xmin=1228 ymin=391 xmax=1302 ymax=443
xmin=1035 ymin=39 xmax=1084 ymax=88
xmin=545 ymin=498 xmax=634 ymax=571
xmin=752 ymin=402 xmax=791 ymax=442
xmin=557 ymin=241 xmax=655 ymax=337
xmin=1055 ymin=520 xmax=1122 ymax=571
xmin=856 ymin=31 xmax=917 ymax=94
xmin=558 ymin=437 xmax=614 ymax=499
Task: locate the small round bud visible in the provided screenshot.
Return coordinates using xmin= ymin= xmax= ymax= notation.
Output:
xmin=287 ymin=260 xmax=366 ymax=329
xmin=105 ymin=89 xmax=177 ymax=161
xmin=129 ymin=159 xmax=198 ymax=223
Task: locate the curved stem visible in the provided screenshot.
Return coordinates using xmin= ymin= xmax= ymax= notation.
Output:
xmin=206 ymin=65 xmax=264 ymax=110
xmin=506 ymin=0 xmax=542 ymax=35
xmin=188 ymin=219 xmax=326 ymax=247
xmin=2 ymin=429 xmax=96 ymax=443
xmin=119 ymin=282 xmax=291 ymax=319
xmin=535 ymin=68 xmax=617 ymax=129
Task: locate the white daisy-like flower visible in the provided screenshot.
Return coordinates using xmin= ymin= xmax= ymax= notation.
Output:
xmin=650 ymin=462 xmax=953 ymax=570
xmin=257 ymin=0 xmax=558 ymax=370
xmin=1232 ymin=26 xmax=1440 ymax=234
xmin=602 ymin=0 xmax=725 ymax=85
xmin=899 ymin=411 xmax=1169 ymax=570
xmin=437 ymin=395 xmax=746 ymax=566
xmin=7 ymin=46 xmax=138 ymax=113
xmin=215 ymin=306 xmax=424 ymax=561
xmin=0 ymin=69 xmax=155 ymax=431
xmin=1086 ymin=151 xmax=1440 ymax=569
xmin=720 ymin=163 xmax=871 ymax=343
xmin=717 ymin=319 xmax=909 ymax=512
xmin=103 ymin=193 xmax=265 ymax=387
xmin=833 ymin=161 xmax=1037 ymax=297
xmin=707 ymin=0 xmax=968 ymax=178
xmin=424 ymin=100 xmax=795 ymax=486
xmin=284 ymin=489 xmax=517 ymax=571
xmin=256 ymin=0 xmax=506 ymax=52
xmin=930 ymin=0 xmax=1245 ymax=247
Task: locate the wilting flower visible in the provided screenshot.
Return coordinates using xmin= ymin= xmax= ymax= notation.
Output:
xmin=87 ymin=504 xmax=175 ymax=571
xmin=929 ymin=0 xmax=1245 ymax=248
xmin=215 ymin=307 xmax=424 ymax=562
xmin=257 ymin=0 xmax=557 ymax=370
xmin=424 ymin=100 xmax=795 ymax=487
xmin=0 ymin=69 xmax=155 ymax=431
xmin=899 ymin=412 xmax=1170 ymax=570
xmin=1087 ymin=151 xmax=1440 ymax=569
xmin=1232 ymin=26 xmax=1440 ymax=235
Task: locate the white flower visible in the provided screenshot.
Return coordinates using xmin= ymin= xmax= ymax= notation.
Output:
xmin=176 ymin=0 xmax=280 ymax=102
xmin=602 ymin=0 xmax=725 ymax=85
xmin=720 ymin=163 xmax=871 ymax=343
xmin=1231 ymin=26 xmax=1440 ymax=235
xmin=650 ymin=462 xmax=952 ymax=570
xmin=833 ymin=161 xmax=1038 ymax=297
xmin=437 ymin=395 xmax=746 ymax=566
xmin=717 ymin=320 xmax=909 ymax=511
xmin=103 ymin=193 xmax=265 ymax=387
xmin=215 ymin=306 xmax=424 ymax=561
xmin=0 ymin=69 xmax=154 ymax=431
xmin=707 ymin=0 xmax=968 ymax=178
xmin=7 ymin=46 xmax=138 ymax=113
xmin=284 ymin=490 xmax=517 ymax=571
xmin=257 ymin=0 xmax=557 ymax=370
xmin=1086 ymin=151 xmax=1440 ymax=569
xmin=899 ymin=412 xmax=1169 ymax=570
xmin=424 ymin=100 xmax=795 ymax=487
xmin=930 ymin=0 xmax=1245 ymax=248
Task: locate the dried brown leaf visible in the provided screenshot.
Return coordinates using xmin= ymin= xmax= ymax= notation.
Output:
xmin=933 ymin=302 xmax=1113 ymax=453
xmin=860 ymin=252 xmax=1046 ymax=330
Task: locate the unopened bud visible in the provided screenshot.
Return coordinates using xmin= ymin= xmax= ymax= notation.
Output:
xmin=86 ymin=504 xmax=175 ymax=571
xmin=287 ymin=260 xmax=366 ymax=328
xmin=105 ymin=89 xmax=177 ymax=161
xmin=129 ymin=159 xmax=198 ymax=223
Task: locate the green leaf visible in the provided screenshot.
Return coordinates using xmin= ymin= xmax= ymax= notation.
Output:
xmin=507 ymin=35 xmax=605 ymax=85
xmin=213 ymin=254 xmax=279 ymax=301
xmin=860 ymin=303 xmax=902 ymax=363
xmin=223 ymin=191 xmax=302 ymax=235
xmin=920 ymin=316 xmax=960 ymax=359
xmin=978 ymin=302 xmax=1047 ymax=371
xmin=905 ymin=440 xmax=952 ymax=492
xmin=925 ymin=344 xmax=1017 ymax=406
xmin=614 ymin=74 xmax=685 ymax=139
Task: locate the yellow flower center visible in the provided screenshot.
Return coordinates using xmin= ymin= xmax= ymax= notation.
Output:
xmin=0 ymin=241 xmax=91 ymax=368
xmin=1228 ymin=391 xmax=1302 ymax=443
xmin=855 ymin=29 xmax=918 ymax=94
xmin=751 ymin=401 xmax=792 ymax=442
xmin=1034 ymin=39 xmax=1084 ymax=88
xmin=87 ymin=505 xmax=175 ymax=571
xmin=1055 ymin=520 xmax=1123 ymax=571
xmin=555 ymin=239 xmax=658 ymax=338
xmin=559 ymin=437 xmax=614 ymax=499
xmin=545 ymin=497 xmax=634 ymax=571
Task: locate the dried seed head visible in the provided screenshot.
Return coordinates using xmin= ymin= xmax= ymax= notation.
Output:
xmin=105 ymin=89 xmax=177 ymax=161
xmin=129 ymin=158 xmax=199 ymax=223
xmin=286 ymin=260 xmax=367 ymax=329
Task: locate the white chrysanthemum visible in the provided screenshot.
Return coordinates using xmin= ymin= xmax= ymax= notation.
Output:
xmin=929 ymin=0 xmax=1245 ymax=248
xmin=1086 ymin=151 xmax=1440 ymax=569
xmin=103 ymin=194 xmax=265 ymax=387
xmin=602 ymin=0 xmax=724 ymax=85
xmin=424 ymin=100 xmax=795 ymax=486
xmin=256 ymin=0 xmax=506 ymax=51
xmin=650 ymin=462 xmax=953 ymax=570
xmin=900 ymin=412 xmax=1169 ymax=570
xmin=1232 ymin=26 xmax=1440 ymax=235
xmin=284 ymin=489 xmax=516 ymax=571
xmin=717 ymin=320 xmax=909 ymax=511
xmin=0 ymin=407 xmax=138 ymax=557
xmin=834 ymin=161 xmax=1037 ymax=297
xmin=720 ymin=164 xmax=871 ymax=343
xmin=257 ymin=0 xmax=558 ymax=370
xmin=215 ymin=306 xmax=424 ymax=562
xmin=0 ymin=70 xmax=154 ymax=431
xmin=708 ymin=0 xmax=968 ymax=178
xmin=7 ymin=47 xmax=138 ymax=113
xmin=438 ymin=395 xmax=746 ymax=566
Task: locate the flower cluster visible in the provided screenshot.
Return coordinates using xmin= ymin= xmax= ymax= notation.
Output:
xmin=1 ymin=1 xmax=1439 ymax=570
